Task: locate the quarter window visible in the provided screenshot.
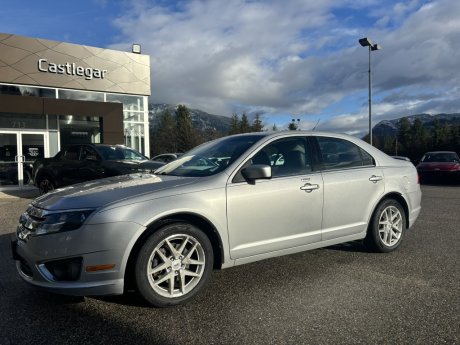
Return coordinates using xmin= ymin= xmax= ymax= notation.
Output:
xmin=317 ymin=137 xmax=374 ymax=170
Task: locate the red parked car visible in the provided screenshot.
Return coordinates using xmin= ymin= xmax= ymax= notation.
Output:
xmin=416 ymin=151 xmax=460 ymax=183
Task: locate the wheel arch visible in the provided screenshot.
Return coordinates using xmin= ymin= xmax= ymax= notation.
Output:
xmin=124 ymin=212 xmax=224 ymax=289
xmin=373 ymin=192 xmax=410 ymax=229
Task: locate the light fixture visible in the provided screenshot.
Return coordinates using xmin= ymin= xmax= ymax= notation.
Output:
xmin=359 ymin=37 xmax=382 ymax=146
xmin=132 ymin=44 xmax=141 ymax=54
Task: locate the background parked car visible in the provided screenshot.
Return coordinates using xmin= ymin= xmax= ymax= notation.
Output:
xmin=33 ymin=144 xmax=164 ymax=194
xmin=416 ymin=151 xmax=460 ymax=183
xmin=151 ymin=153 xmax=183 ymax=164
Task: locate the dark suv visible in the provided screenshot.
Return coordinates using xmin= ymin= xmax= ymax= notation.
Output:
xmin=33 ymin=144 xmax=164 ymax=194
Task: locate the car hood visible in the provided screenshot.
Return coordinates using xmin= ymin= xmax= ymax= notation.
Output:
xmin=32 ymin=173 xmax=200 ymax=211
xmin=417 ymin=162 xmax=460 ymax=171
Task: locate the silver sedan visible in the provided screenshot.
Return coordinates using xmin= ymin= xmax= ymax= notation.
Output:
xmin=12 ymin=132 xmax=422 ymax=307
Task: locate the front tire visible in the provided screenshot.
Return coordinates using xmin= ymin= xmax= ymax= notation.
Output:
xmin=364 ymin=199 xmax=406 ymax=253
xmin=135 ymin=223 xmax=213 ymax=307
xmin=37 ymin=175 xmax=55 ymax=194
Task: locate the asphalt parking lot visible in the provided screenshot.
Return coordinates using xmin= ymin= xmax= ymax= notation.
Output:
xmin=0 ymin=185 xmax=458 ymax=345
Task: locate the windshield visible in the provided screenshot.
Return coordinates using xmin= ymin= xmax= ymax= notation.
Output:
xmin=422 ymin=152 xmax=459 ymax=163
xmin=96 ymin=146 xmax=147 ymax=161
xmin=154 ymin=134 xmax=265 ymax=177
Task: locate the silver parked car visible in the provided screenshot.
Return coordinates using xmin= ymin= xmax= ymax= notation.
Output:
xmin=12 ymin=132 xmax=422 ymax=307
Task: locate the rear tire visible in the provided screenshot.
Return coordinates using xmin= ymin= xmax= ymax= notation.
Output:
xmin=135 ymin=223 xmax=213 ymax=307
xmin=364 ymin=199 xmax=406 ymax=253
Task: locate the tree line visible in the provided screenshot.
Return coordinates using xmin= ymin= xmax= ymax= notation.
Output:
xmin=371 ymin=118 xmax=460 ymax=161
xmin=150 ymin=105 xmax=459 ymax=160
xmin=149 ymin=105 xmax=266 ymax=156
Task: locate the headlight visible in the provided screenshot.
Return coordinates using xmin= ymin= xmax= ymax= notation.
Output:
xmin=19 ymin=206 xmax=94 ymax=237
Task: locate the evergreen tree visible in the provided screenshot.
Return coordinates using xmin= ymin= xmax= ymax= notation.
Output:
xmin=251 ymin=113 xmax=264 ymax=132
xmin=397 ymin=117 xmax=412 ymax=155
xmin=288 ymin=122 xmax=298 ymax=131
xmin=240 ymin=112 xmax=251 ymax=133
xmin=272 ymin=123 xmax=278 ymax=131
xmin=176 ymin=105 xmax=199 ymax=152
xmin=150 ymin=108 xmax=177 ymax=156
xmin=411 ymin=119 xmax=429 ymax=158
xmin=229 ymin=113 xmax=240 ymax=135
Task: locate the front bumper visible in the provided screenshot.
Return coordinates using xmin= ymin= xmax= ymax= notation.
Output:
xmin=11 ymin=221 xmax=145 ymax=296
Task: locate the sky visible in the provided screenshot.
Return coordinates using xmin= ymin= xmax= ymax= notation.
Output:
xmin=1 ymin=0 xmax=459 ymax=135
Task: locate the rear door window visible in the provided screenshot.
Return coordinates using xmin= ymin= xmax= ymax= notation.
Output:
xmin=62 ymin=146 xmax=81 ymax=161
xmin=316 ymin=137 xmax=375 ymax=170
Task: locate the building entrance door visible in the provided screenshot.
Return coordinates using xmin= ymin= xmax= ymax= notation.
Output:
xmin=0 ymin=131 xmax=48 ymax=190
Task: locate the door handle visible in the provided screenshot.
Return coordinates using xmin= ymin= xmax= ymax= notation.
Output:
xmin=369 ymin=175 xmax=383 ymax=183
xmin=15 ymin=155 xmax=25 ymax=163
xmin=300 ymin=183 xmax=320 ymax=193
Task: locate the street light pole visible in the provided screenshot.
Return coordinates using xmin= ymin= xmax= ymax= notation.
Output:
xmin=368 ymin=44 xmax=372 ymax=145
xmin=359 ymin=37 xmax=381 ymax=146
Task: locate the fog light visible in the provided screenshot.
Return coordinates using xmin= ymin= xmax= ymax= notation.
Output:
xmin=44 ymin=257 xmax=82 ymax=281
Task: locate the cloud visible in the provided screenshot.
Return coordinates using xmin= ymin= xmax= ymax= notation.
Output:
xmin=110 ymin=0 xmax=460 ymax=132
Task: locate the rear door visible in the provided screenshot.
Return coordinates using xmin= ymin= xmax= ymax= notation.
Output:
xmin=314 ymin=136 xmax=384 ymax=241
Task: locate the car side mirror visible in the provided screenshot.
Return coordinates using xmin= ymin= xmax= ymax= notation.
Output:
xmin=241 ymin=164 xmax=272 ymax=184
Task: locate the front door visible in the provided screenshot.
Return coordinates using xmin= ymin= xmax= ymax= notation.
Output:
xmin=227 ymin=136 xmax=323 ymax=259
xmin=0 ymin=131 xmax=47 ymax=190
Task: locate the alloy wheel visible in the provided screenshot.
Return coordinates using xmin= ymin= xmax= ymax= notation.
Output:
xmin=378 ymin=205 xmax=403 ymax=247
xmin=146 ymin=234 xmax=206 ymax=298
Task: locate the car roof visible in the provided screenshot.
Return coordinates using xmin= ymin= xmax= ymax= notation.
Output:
xmin=65 ymin=143 xmax=129 ymax=149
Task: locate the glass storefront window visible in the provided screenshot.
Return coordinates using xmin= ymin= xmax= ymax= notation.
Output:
xmin=48 ymin=131 xmax=59 ymax=157
xmin=124 ymin=111 xmax=144 ymax=122
xmin=58 ymin=89 xmax=104 ymax=102
xmin=124 ymin=123 xmax=145 ymax=153
xmin=106 ymin=94 xmax=144 ymax=111
xmin=59 ymin=115 xmax=102 ymax=148
xmin=0 ymin=113 xmax=46 ymax=129
xmin=0 ymin=84 xmax=56 ymax=98
xmin=47 ymin=115 xmax=58 ymax=130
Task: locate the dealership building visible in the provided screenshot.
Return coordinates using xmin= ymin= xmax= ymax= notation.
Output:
xmin=0 ymin=33 xmax=151 ymax=190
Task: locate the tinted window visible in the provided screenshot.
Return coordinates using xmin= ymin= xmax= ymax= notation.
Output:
xmin=317 ymin=137 xmax=374 ymax=170
xmin=62 ymin=146 xmax=80 ymax=161
xmin=250 ymin=137 xmax=312 ymax=177
xmin=153 ymin=155 xmax=173 ymax=163
xmin=80 ymin=146 xmax=100 ymax=161
xmin=95 ymin=146 xmax=147 ymax=161
xmin=421 ymin=152 xmax=459 ymax=162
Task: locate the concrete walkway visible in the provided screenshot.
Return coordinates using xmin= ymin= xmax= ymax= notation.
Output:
xmin=0 ymin=189 xmax=40 ymax=200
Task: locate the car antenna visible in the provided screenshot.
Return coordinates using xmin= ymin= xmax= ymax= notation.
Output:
xmin=312 ymin=119 xmax=320 ymax=131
